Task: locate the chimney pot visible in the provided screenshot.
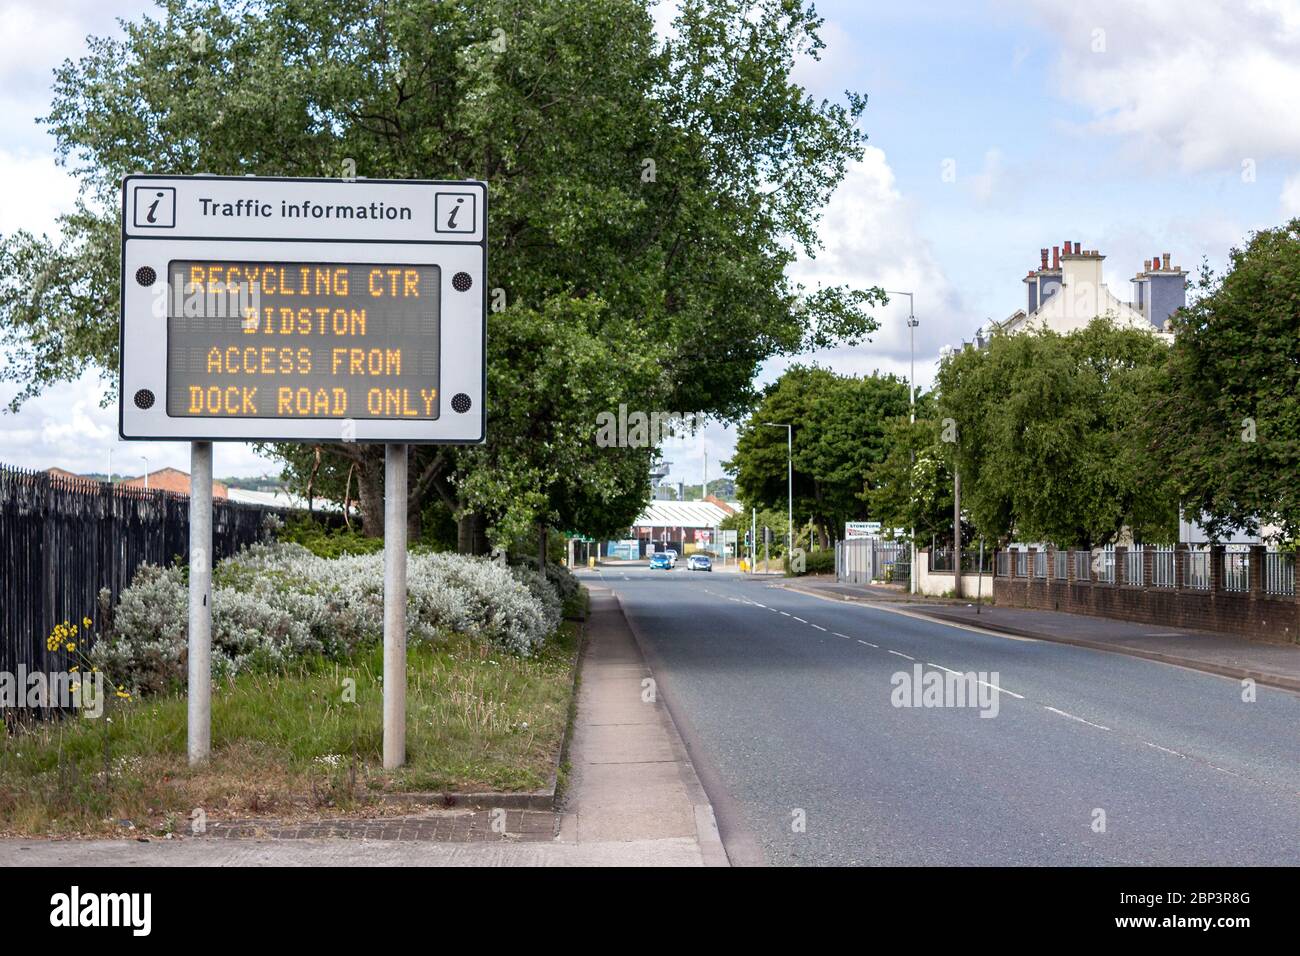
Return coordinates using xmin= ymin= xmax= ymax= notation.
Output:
xmin=1143 ymin=259 xmax=1151 ymax=271
xmin=1040 ymin=248 xmax=1049 ymax=269
xmin=1153 ymin=251 xmax=1161 ymax=269
xmin=1052 ymin=245 xmax=1060 ymax=268
xmin=1162 ymin=252 xmax=1171 ymax=270
xmin=1073 ymin=241 xmax=1081 ymax=255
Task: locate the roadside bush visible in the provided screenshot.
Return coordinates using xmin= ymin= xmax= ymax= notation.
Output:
xmin=785 ymin=549 xmax=836 ymax=576
xmin=277 ymin=516 xmax=385 ymax=558
xmin=93 ymin=542 xmax=567 ymax=695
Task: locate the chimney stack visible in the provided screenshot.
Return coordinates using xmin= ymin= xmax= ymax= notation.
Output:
xmin=1162 ymin=252 xmax=1171 ymax=270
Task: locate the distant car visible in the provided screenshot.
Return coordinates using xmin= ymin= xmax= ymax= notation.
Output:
xmin=663 ymin=549 xmax=679 ymax=567
xmin=686 ymin=554 xmax=712 ymax=572
xmin=649 ymin=552 xmax=673 ymax=570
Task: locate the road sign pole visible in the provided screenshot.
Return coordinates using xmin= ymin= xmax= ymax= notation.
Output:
xmin=383 ymin=443 xmax=408 ymax=769
xmin=188 ymin=441 xmax=213 ymax=766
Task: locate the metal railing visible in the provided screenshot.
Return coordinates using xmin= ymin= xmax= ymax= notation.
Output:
xmin=1053 ymin=549 xmax=1068 ymax=581
xmin=1015 ymin=550 xmax=1027 ymax=577
xmin=1152 ymin=547 xmax=1176 ymax=587
xmin=1 ymin=464 xmax=297 ymax=709
xmin=997 ymin=551 xmax=1009 ymax=577
xmin=1124 ymin=546 xmax=1144 ymax=586
xmin=1095 ymin=546 xmax=1115 ymax=584
xmin=1223 ymin=551 xmax=1249 ymax=592
xmin=1265 ymin=552 xmax=1295 ymax=597
xmin=1032 ymin=551 xmax=1046 ymax=579
xmin=837 ymin=538 xmax=911 ymax=585
xmin=1185 ymin=549 xmax=1210 ymax=589
xmin=1074 ymin=550 xmax=1090 ymax=582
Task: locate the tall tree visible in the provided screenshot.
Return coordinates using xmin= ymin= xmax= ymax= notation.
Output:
xmin=861 ymin=392 xmax=958 ymax=543
xmin=1152 ymin=222 xmax=1300 ymax=546
xmin=728 ymin=366 xmax=907 ymax=546
xmin=936 ymin=319 xmax=1178 ymax=548
xmin=0 ymin=0 xmax=880 ymax=547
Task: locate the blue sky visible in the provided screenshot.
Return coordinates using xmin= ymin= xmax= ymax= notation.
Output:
xmin=3 ymin=0 xmax=1300 ymax=483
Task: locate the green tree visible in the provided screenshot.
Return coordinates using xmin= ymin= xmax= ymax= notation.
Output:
xmin=1152 ymin=222 xmax=1300 ymax=545
xmin=861 ymin=392 xmax=956 ymax=543
xmin=0 ymin=0 xmax=879 ymax=549
xmin=937 ymin=319 xmax=1178 ymax=548
xmin=727 ymin=365 xmax=909 ymax=546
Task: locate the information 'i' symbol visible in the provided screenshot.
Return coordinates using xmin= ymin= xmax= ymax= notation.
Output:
xmin=146 ymin=191 xmax=166 ymax=224
xmin=446 ymin=196 xmax=464 ymax=230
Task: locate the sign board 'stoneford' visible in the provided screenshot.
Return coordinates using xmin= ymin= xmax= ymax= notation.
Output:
xmin=120 ymin=175 xmax=486 ymax=443
xmin=845 ymin=521 xmax=881 ymax=539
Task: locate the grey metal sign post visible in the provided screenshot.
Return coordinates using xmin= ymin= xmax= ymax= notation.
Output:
xmin=120 ymin=175 xmax=487 ymax=767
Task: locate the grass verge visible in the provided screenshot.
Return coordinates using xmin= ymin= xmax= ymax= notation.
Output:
xmin=0 ymin=622 xmax=580 ymax=838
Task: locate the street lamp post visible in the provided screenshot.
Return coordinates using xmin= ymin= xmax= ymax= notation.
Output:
xmin=887 ymin=291 xmax=919 ymax=593
xmin=763 ymin=422 xmax=793 ymax=561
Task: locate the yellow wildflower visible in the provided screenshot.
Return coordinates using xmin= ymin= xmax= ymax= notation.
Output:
xmin=83 ymin=616 xmax=92 ymax=628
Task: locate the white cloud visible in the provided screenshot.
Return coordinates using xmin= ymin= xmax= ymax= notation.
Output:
xmin=0 ymin=370 xmax=280 ymax=478
xmin=1281 ymin=172 xmax=1300 ymax=217
xmin=1018 ymin=0 xmax=1300 ymax=171
xmin=789 ymin=145 xmax=969 ymax=372
xmin=0 ymin=149 xmax=79 ymax=237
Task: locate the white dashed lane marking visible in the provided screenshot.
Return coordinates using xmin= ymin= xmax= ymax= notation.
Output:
xmin=888 ymin=650 xmax=916 ymax=661
xmin=1043 ymin=705 xmax=1109 ymax=731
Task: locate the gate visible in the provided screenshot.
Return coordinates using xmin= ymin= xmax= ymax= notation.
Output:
xmin=836 ymin=538 xmax=910 ymax=586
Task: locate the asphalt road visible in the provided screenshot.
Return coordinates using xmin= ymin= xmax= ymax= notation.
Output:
xmin=581 ymin=565 xmax=1300 ymax=866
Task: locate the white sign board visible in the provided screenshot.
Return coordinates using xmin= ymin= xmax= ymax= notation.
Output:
xmin=845 ymin=521 xmax=881 ymax=539
xmin=119 ymin=175 xmax=486 ymax=443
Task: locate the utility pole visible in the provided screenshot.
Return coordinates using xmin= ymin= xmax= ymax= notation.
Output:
xmin=763 ymin=422 xmax=794 ymax=559
xmin=887 ymin=291 xmax=919 ymax=595
xmin=383 ymin=443 xmax=408 ymax=769
xmin=188 ymin=442 xmax=212 ymax=765
xmin=952 ymin=467 xmax=962 ymax=599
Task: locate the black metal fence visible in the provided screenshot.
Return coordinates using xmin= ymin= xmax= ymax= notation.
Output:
xmin=1 ymin=464 xmax=296 ymax=695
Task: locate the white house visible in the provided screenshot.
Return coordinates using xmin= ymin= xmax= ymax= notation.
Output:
xmin=992 ymin=241 xmax=1185 ymax=340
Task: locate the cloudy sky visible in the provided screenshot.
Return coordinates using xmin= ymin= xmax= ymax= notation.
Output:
xmin=3 ymin=0 xmax=1300 ymax=483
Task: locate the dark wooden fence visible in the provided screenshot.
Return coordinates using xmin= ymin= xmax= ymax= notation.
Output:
xmin=0 ymin=465 xmax=297 ymax=691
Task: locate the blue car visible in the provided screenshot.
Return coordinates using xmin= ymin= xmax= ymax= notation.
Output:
xmin=649 ymin=553 xmax=673 ymax=570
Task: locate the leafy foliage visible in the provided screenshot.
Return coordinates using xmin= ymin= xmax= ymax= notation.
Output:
xmin=97 ymin=541 xmax=569 ymax=694
xmin=727 ymin=366 xmax=909 ymax=544
xmin=937 ymin=319 xmax=1178 ymax=547
xmin=861 ymin=392 xmax=958 ymax=543
xmin=1153 ymin=222 xmax=1300 ymax=545
xmin=0 ymin=0 xmax=880 ymax=547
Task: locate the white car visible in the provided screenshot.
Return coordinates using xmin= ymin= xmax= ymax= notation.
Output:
xmin=663 ymin=549 xmax=678 ymax=567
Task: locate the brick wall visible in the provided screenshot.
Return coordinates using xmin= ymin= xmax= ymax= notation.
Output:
xmin=993 ymin=545 xmax=1299 ymax=643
